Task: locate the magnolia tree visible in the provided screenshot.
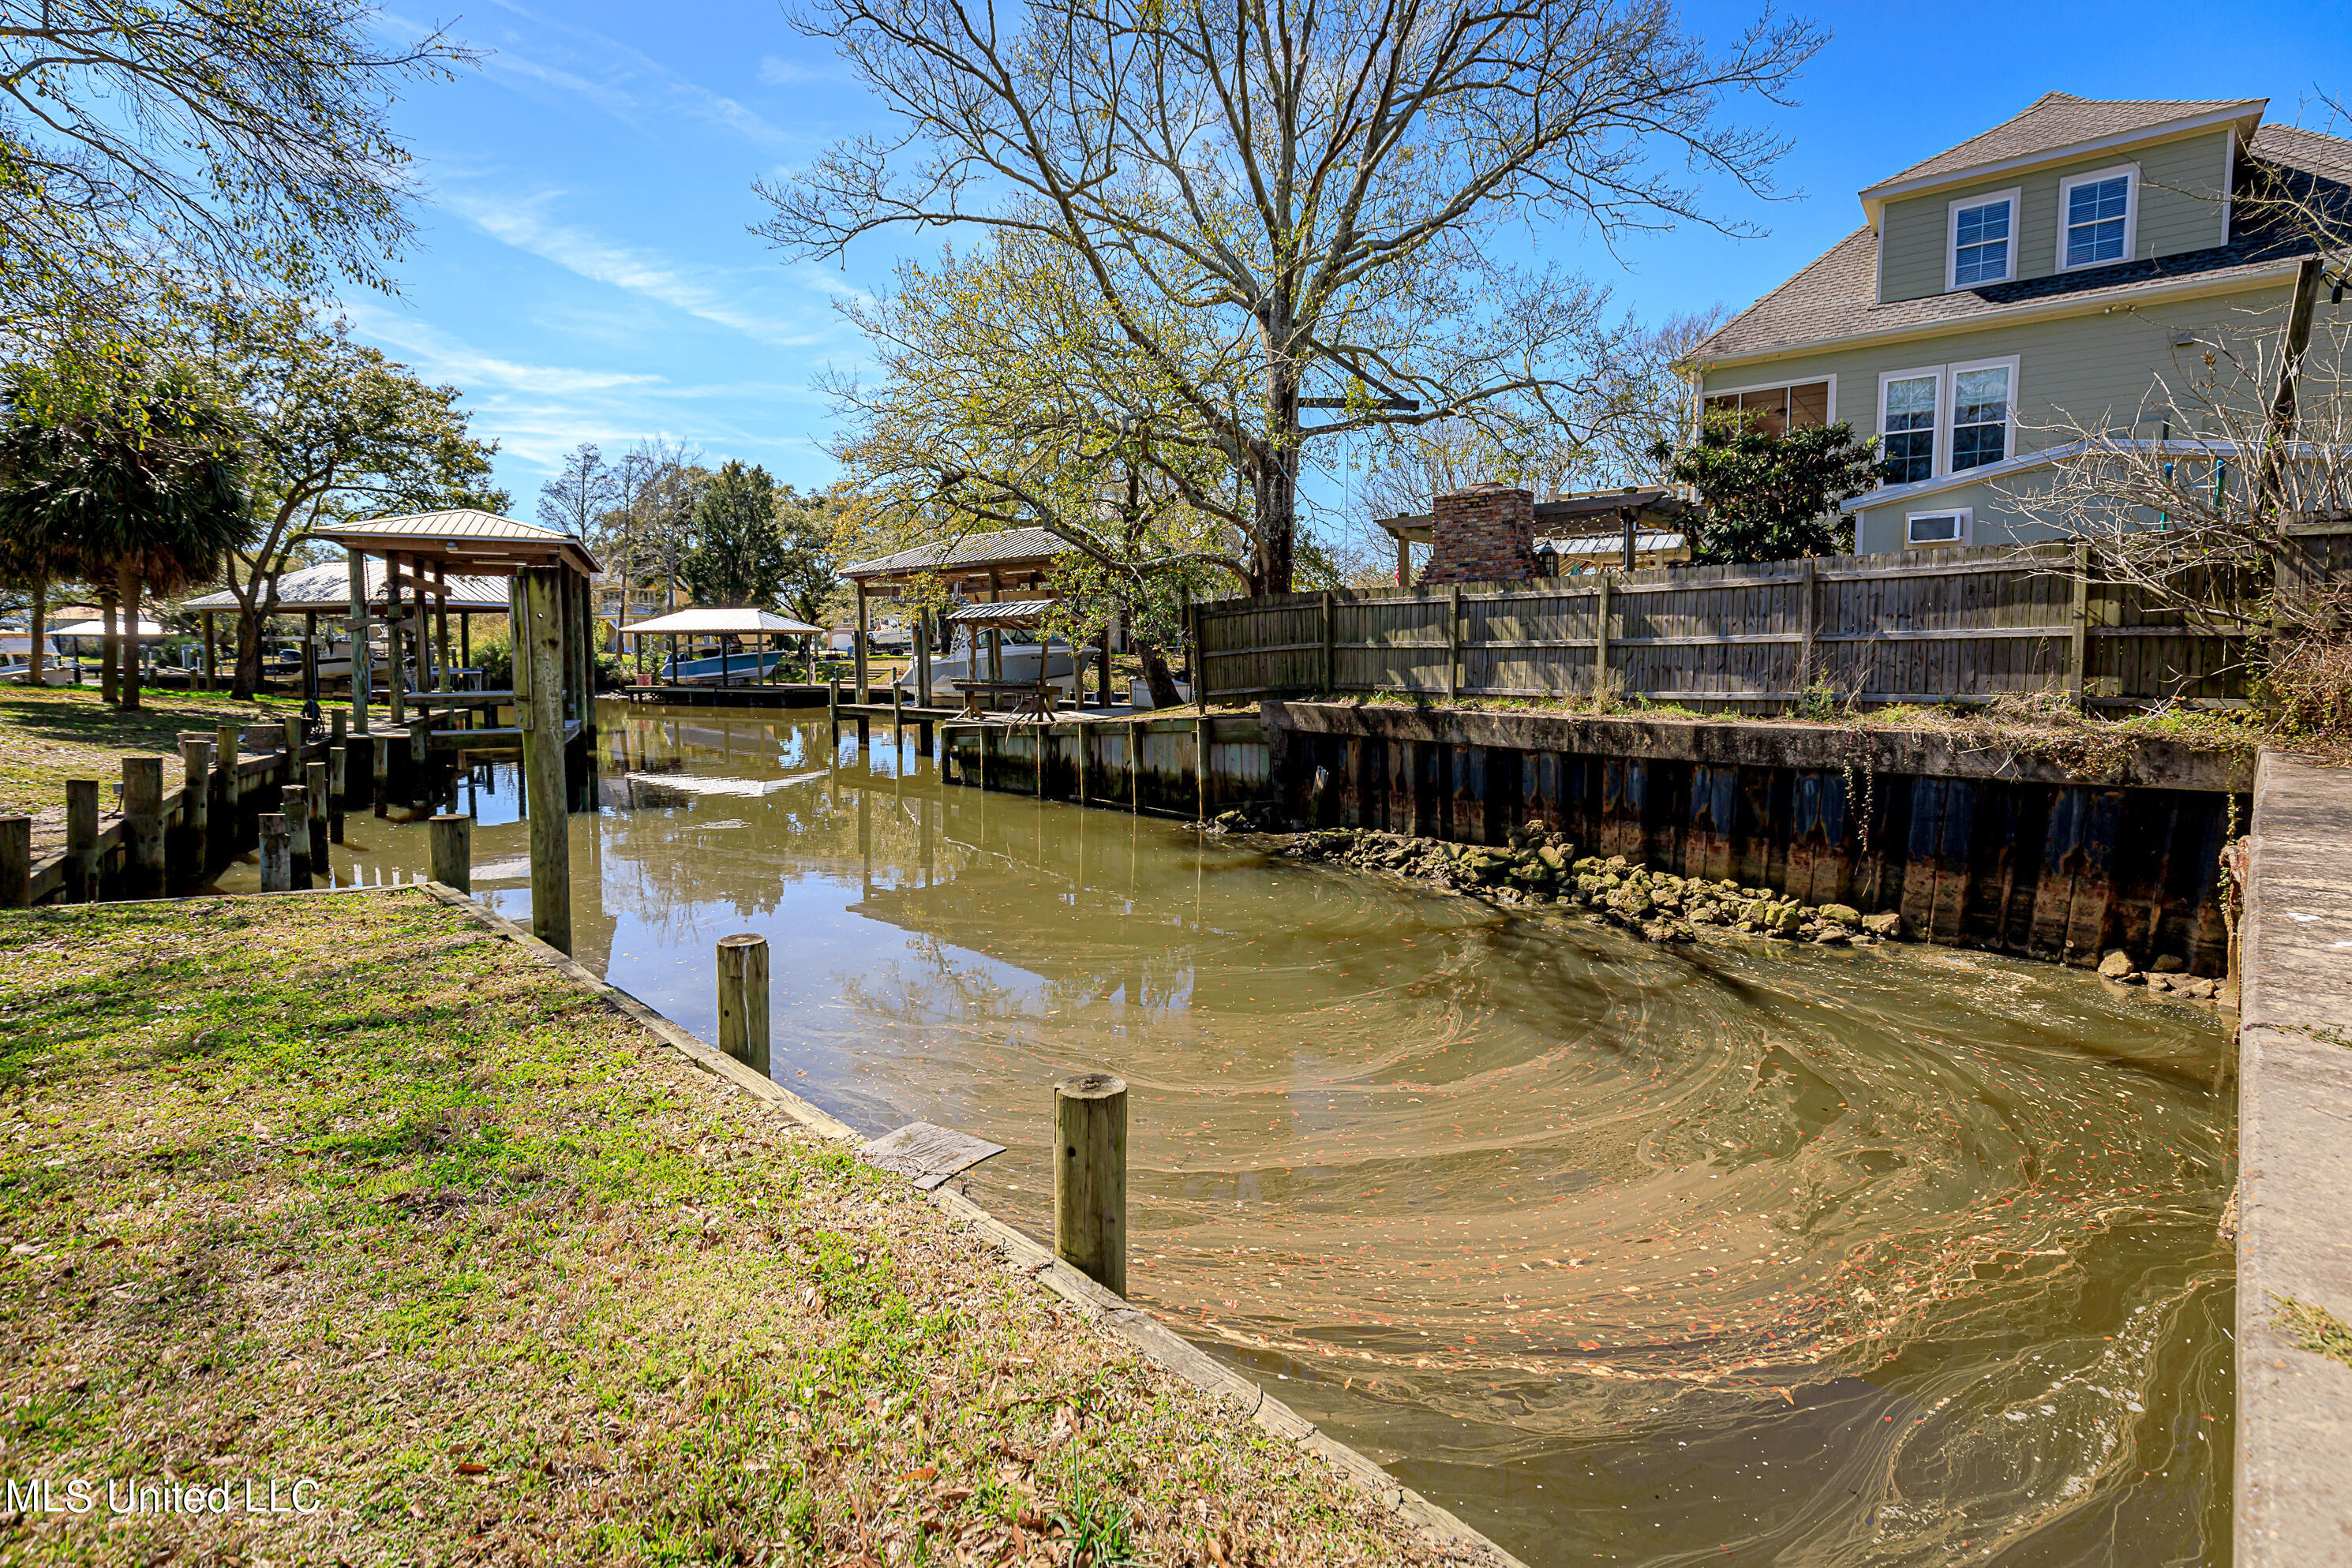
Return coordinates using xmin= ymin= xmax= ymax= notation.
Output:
xmin=763 ymin=0 xmax=1823 ymax=594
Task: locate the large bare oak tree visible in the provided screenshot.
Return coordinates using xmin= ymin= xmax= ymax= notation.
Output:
xmin=759 ymin=0 xmax=1822 ymax=593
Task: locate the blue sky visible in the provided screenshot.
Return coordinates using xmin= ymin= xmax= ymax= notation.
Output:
xmin=360 ymin=0 xmax=2352 ymax=515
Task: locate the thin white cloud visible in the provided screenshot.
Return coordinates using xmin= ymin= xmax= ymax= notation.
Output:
xmin=343 ymin=304 xmax=665 ymax=395
xmin=468 ymin=0 xmax=799 ymax=151
xmin=757 ymin=54 xmax=823 ymax=86
xmin=438 ymin=189 xmax=846 ymax=348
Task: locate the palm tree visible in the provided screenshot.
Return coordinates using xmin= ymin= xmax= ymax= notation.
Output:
xmin=0 ymin=364 xmax=249 ymax=708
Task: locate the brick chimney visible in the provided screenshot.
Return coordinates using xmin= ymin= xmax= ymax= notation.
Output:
xmin=1418 ymin=483 xmax=1537 ymax=585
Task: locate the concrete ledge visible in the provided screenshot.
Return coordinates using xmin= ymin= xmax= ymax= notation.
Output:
xmin=1263 ymin=700 xmax=2255 ymax=792
xmin=2236 ymin=750 xmax=2352 ymax=1566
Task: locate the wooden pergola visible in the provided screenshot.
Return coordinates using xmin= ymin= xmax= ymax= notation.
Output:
xmin=311 ymin=509 xmax=601 ymax=956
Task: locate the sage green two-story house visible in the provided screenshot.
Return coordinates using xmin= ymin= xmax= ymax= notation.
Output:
xmin=1689 ymin=93 xmax=2350 ymax=553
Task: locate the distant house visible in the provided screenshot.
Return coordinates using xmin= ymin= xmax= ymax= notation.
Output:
xmin=592 ymin=571 xmax=690 ymax=651
xmin=1688 ymin=93 xmax=2351 ymax=552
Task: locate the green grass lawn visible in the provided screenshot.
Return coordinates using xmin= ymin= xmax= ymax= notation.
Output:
xmin=0 ymin=891 xmax=1441 ymax=1566
xmin=0 ymin=685 xmax=309 ymax=855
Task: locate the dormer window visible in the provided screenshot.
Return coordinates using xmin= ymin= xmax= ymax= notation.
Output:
xmin=2059 ymin=166 xmax=2137 ymax=269
xmin=1948 ymin=190 xmax=2017 ymax=288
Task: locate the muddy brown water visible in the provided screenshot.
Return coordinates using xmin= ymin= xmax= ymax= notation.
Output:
xmin=225 ymin=705 xmax=2237 ymax=1566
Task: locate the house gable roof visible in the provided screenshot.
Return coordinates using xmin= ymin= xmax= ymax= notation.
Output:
xmin=1857 ymin=92 xmax=2267 ymax=216
xmin=1693 ymin=120 xmax=2352 ymax=369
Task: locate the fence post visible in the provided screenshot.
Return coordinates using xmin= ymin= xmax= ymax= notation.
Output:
xmin=716 ymin=934 xmax=770 ymax=1075
xmin=122 ymin=758 xmax=164 ymax=899
xmin=1320 ymin=590 xmax=1335 ymax=694
xmin=0 ymin=815 xmax=28 ymax=909
xmin=1796 ymin=557 xmax=1818 ymax=708
xmin=328 ymin=745 xmax=347 ymax=842
xmin=178 ymin=739 xmax=212 ymax=891
xmin=2068 ymin=540 xmax=2091 ymax=709
xmin=1594 ymin=576 xmax=1613 ymax=702
xmin=1053 ymin=1071 xmax=1127 ymax=1295
xmin=258 ymin=814 xmax=290 ymax=893
xmin=279 ymin=783 xmax=312 ymax=891
xmin=1187 ymin=601 xmax=1206 ymax=703
xmin=305 ymin=761 xmax=329 ymax=874
xmin=66 ymin=780 xmax=99 ymax=901
xmin=429 ymin=813 xmax=472 ymax=893
xmin=1446 ymin=586 xmax=1462 ymax=703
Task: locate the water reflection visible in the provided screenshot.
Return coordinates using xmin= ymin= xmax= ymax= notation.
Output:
xmin=241 ymin=703 xmax=2234 ymax=1567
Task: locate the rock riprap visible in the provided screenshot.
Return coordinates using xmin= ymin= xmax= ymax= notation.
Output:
xmin=1245 ymin=818 xmax=1907 ymax=949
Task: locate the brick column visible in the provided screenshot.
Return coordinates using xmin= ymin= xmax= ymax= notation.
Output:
xmin=1418 ymin=483 xmax=1537 ymax=585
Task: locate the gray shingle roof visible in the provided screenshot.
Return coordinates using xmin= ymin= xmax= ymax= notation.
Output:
xmin=839 ymin=526 xmax=1069 ymax=579
xmin=1862 ymin=92 xmax=2264 ymax=196
xmin=1695 ymin=122 xmax=2352 ymax=365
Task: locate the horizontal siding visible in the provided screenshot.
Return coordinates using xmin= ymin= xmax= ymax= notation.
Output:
xmin=1880 ymin=129 xmax=2234 ymax=303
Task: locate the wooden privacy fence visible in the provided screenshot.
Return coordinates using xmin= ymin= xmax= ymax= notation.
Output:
xmin=1193 ymin=537 xmax=2341 ymax=713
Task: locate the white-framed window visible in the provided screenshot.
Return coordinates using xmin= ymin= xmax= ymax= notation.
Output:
xmin=1874 ymin=357 xmax=2022 ymax=485
xmin=2058 ymin=164 xmax=2137 ymax=270
xmin=1947 ymin=188 xmax=2019 ymax=289
xmin=1878 ymin=368 xmax=1942 ymax=485
xmin=1948 ymin=355 xmax=2017 ymax=471
xmin=1906 ymin=508 xmax=1972 ymax=547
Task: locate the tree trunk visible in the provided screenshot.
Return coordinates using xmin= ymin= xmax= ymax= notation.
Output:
xmin=98 ymin=586 xmax=118 ymax=704
xmin=233 ymin=606 xmax=264 ymax=702
xmin=25 ymin=577 xmax=43 ymax=684
xmin=1250 ymin=324 xmax=1301 ymax=596
xmin=116 ymin=559 xmax=142 ymax=710
xmin=1137 ymin=638 xmax=1184 ymax=709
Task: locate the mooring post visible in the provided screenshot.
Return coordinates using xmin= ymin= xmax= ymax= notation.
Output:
xmin=1076 ymin=721 xmax=1090 ymax=805
xmin=279 ymin=783 xmax=312 ymax=890
xmin=327 ymin=745 xmax=347 ymax=841
xmin=178 ymin=739 xmax=212 ymax=891
xmin=122 ymin=758 xmax=164 ymax=900
xmin=373 ymin=735 xmax=391 ymax=818
xmin=892 ymin=681 xmax=904 ymax=754
xmin=429 ymin=813 xmax=472 ymax=893
xmin=828 ymin=678 xmax=840 ymax=750
xmin=212 ymin=723 xmax=241 ymax=855
xmin=281 ymin=716 xmax=303 ymax=786
xmin=305 ymin=761 xmax=329 ymax=874
xmin=716 ymin=934 xmax=771 ymax=1076
xmin=1053 ymin=1071 xmax=1127 ymax=1295
xmin=258 ymin=814 xmax=290 ymax=893
xmin=0 ymin=815 xmax=28 ymax=909
xmin=66 ymin=780 xmax=99 ymax=901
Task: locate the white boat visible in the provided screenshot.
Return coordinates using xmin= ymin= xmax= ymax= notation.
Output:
xmin=893 ymin=628 xmax=1091 ymax=698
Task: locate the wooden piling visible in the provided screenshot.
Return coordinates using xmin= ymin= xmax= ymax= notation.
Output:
xmin=282 ymin=716 xmax=303 ymax=785
xmin=716 ymin=934 xmax=771 ymax=1076
xmin=280 ymin=784 xmax=313 ymax=890
xmin=66 ymin=780 xmax=99 ymax=901
xmin=328 ymin=745 xmax=348 ymax=842
xmin=0 ymin=815 xmax=28 ymax=909
xmin=828 ymin=678 xmax=840 ymax=750
xmin=305 ymin=761 xmax=329 ymax=874
xmin=519 ymin=566 xmax=574 ymax=956
xmin=213 ymin=724 xmax=241 ymax=859
xmin=122 ymin=758 xmax=164 ymax=899
xmin=373 ymin=735 xmax=392 ymax=818
xmin=429 ymin=813 xmax=473 ymax=893
xmin=892 ymin=682 xmax=904 ymax=752
xmin=1053 ymin=1071 xmax=1127 ymax=1295
xmin=178 ymin=739 xmax=212 ymax=890
xmin=258 ymin=814 xmax=291 ymax=893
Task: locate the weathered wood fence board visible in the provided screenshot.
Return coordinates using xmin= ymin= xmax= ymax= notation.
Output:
xmin=1198 ymin=537 xmax=2338 ymax=713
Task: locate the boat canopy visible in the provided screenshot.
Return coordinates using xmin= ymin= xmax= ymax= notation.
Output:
xmin=619 ymin=606 xmax=822 ymax=638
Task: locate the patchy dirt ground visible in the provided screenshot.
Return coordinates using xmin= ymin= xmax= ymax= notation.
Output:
xmin=0 ymin=891 xmax=1458 ymax=1566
